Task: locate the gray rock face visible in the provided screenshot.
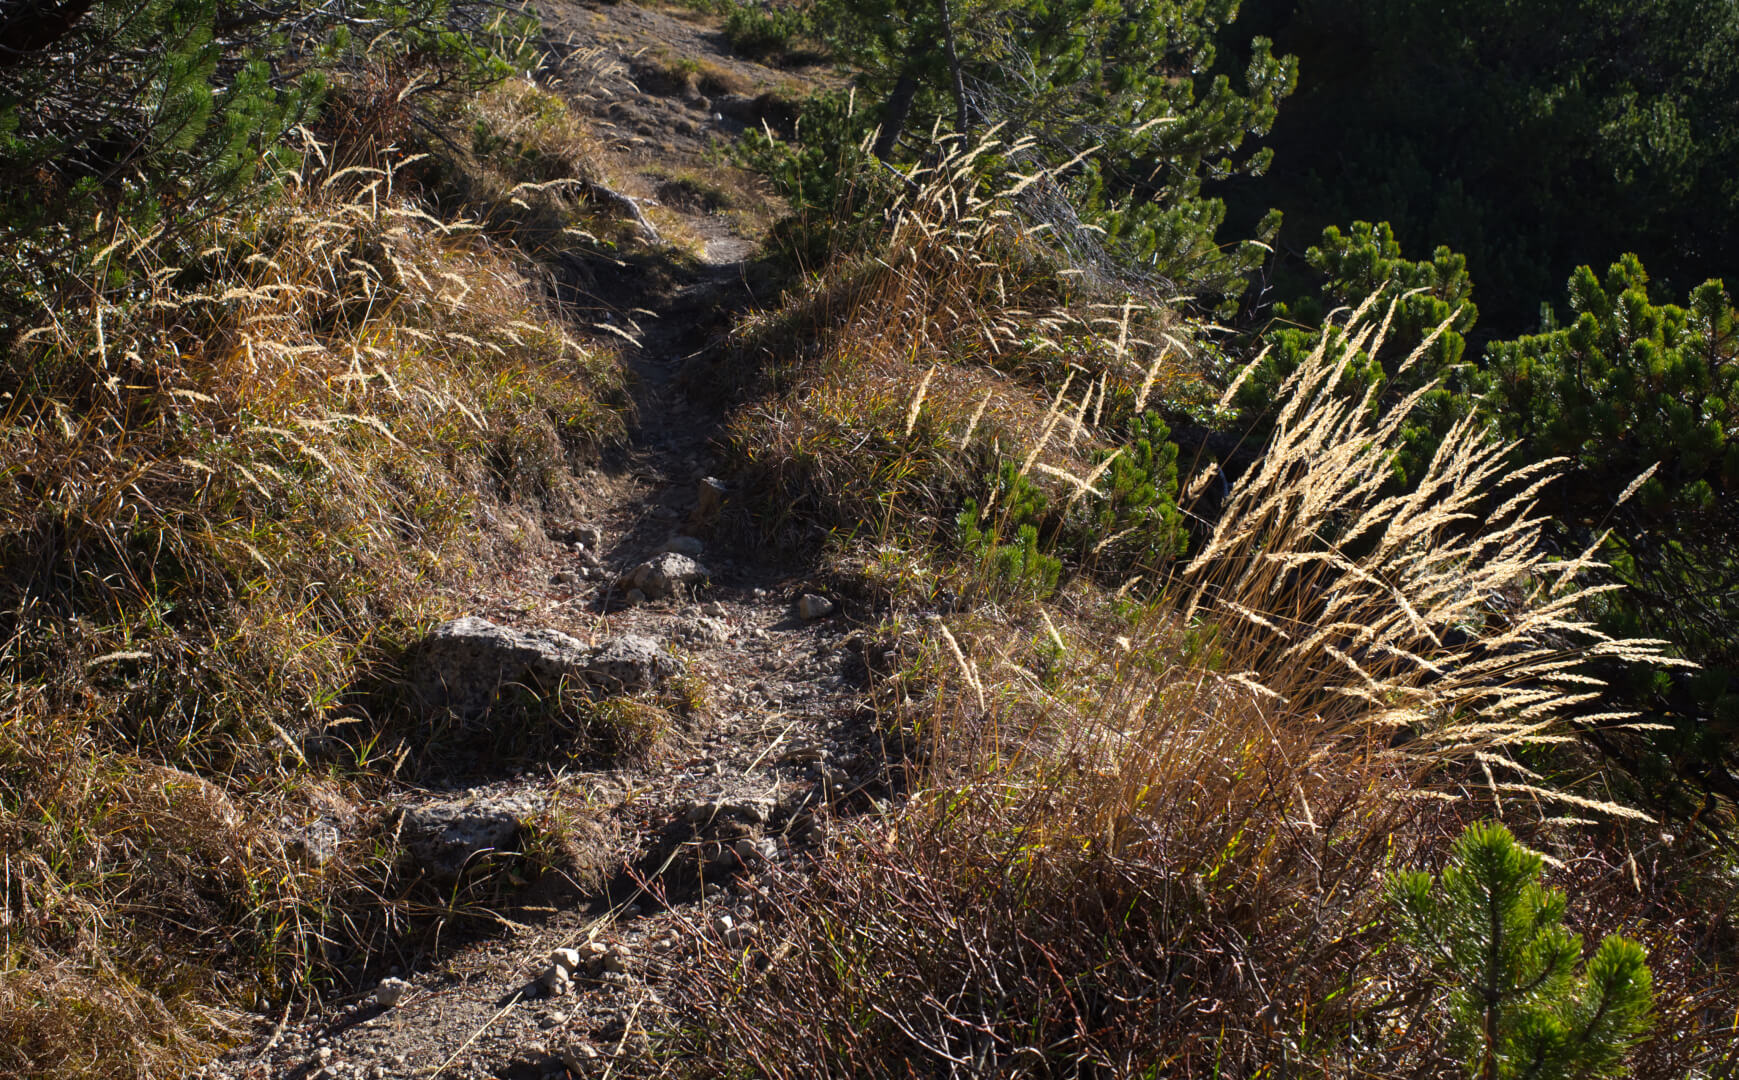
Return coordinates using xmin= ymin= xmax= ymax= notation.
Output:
xmin=401 ymin=792 xmax=541 ymax=880
xmin=674 ymin=615 xmax=732 ymax=645
xmin=405 ymin=617 xmax=677 ymax=715
xmin=620 ymin=552 xmax=709 ymax=600
xmin=406 ymin=617 xmax=589 ymax=716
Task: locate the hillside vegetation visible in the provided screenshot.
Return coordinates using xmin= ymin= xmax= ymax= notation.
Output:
xmin=2 ymin=0 xmax=1737 ymax=1077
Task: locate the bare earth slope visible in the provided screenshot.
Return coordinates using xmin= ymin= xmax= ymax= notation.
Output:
xmin=201 ymin=6 xmax=876 ymax=1077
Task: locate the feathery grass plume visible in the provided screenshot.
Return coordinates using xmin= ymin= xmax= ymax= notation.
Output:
xmin=1173 ymin=298 xmax=1682 ymax=770
xmin=726 ymin=127 xmax=1189 ymax=542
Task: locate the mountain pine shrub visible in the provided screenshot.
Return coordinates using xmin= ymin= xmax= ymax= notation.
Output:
xmin=1080 ymin=410 xmax=1187 ymax=574
xmin=957 ymin=462 xmax=1062 ymax=599
xmin=1388 ymin=821 xmax=1655 ymax=1080
xmin=0 ymin=0 xmax=320 ymax=316
xmin=1245 ymin=226 xmax=1739 ymax=811
xmin=1228 ymin=0 xmax=1739 ymax=336
xmin=1487 ymin=258 xmax=1739 ymax=803
xmin=0 ymin=0 xmax=530 ymax=339
xmin=1238 ymin=221 xmax=1481 ymax=484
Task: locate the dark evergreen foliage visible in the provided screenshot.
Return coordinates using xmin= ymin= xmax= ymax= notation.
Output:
xmin=1488 ymin=260 xmax=1739 ymax=799
xmin=1250 ymin=223 xmax=1739 ymax=814
xmin=1221 ymin=0 xmax=1739 ymax=338
xmin=1238 ymin=221 xmax=1480 ymax=484
xmin=1084 ymin=410 xmax=1187 ymax=572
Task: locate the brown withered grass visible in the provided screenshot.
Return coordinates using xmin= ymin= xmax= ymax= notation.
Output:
xmin=0 ymin=139 xmax=624 ymax=1077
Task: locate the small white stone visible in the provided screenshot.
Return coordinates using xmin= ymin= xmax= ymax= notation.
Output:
xmin=550 ymin=948 xmax=583 ymax=973
xmin=373 ymin=976 xmax=412 ymax=1009
xmin=578 ymin=940 xmax=609 ymax=961
xmin=798 ymin=594 xmax=835 ymax=620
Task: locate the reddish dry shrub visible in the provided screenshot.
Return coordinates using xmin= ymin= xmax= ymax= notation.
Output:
xmin=681 ymin=757 xmax=1455 ymax=1078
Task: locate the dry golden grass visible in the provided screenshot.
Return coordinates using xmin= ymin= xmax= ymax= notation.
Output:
xmin=679 ymin=314 xmax=1733 ymax=1074
xmin=0 ymin=141 xmax=625 ymax=1077
xmin=444 ymin=75 xmax=664 ymax=256
xmin=722 ymin=131 xmax=1197 ymax=545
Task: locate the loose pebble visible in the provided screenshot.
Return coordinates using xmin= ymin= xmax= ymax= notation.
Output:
xmin=372 ymin=977 xmax=412 ymax=1009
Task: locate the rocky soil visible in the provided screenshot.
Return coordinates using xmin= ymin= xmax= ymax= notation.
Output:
xmin=199 ymin=6 xmax=883 ymax=1077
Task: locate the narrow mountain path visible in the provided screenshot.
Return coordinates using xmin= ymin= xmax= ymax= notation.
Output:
xmin=201 ymin=7 xmax=887 ymax=1078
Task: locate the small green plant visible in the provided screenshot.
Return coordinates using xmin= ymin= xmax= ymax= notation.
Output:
xmin=736 ymin=87 xmax=879 ymax=208
xmin=1388 ymin=821 xmax=1655 ymax=1080
xmin=957 ymin=463 xmax=1062 ymax=599
xmin=1082 ymin=410 xmax=1186 ymax=573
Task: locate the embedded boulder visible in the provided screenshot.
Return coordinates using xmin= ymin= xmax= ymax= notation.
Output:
xmin=619 ymin=552 xmax=709 ymax=600
xmin=578 ymin=632 xmax=681 ymax=692
xmin=400 ymin=791 xmax=542 ymax=881
xmin=405 ymin=617 xmax=677 ymax=716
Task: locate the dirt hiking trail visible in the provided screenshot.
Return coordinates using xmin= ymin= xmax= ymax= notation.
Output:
xmin=202 ymin=5 xmax=889 ymax=1077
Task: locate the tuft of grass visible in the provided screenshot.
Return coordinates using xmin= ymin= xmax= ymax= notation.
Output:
xmin=717 ymin=128 xmax=1206 ymax=585
xmin=442 ymin=77 xmax=625 ymax=255
xmin=639 ymin=50 xmax=757 ymax=98
xmin=721 ymin=4 xmax=822 ymax=66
